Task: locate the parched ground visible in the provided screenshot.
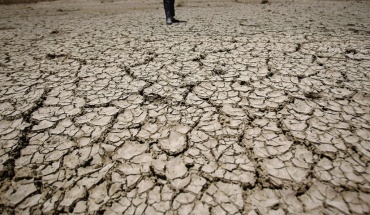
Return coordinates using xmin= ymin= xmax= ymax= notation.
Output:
xmin=0 ymin=0 xmax=370 ymax=214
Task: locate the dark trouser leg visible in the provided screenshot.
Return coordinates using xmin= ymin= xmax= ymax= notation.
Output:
xmin=170 ymin=0 xmax=175 ymax=18
xmin=163 ymin=0 xmax=171 ymax=18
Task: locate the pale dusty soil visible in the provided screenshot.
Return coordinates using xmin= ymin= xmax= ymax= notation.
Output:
xmin=0 ymin=0 xmax=370 ymax=214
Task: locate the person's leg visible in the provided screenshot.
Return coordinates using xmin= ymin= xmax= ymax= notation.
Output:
xmin=163 ymin=0 xmax=172 ymax=24
xmin=169 ymin=0 xmax=180 ymax=23
xmin=170 ymin=0 xmax=175 ymax=18
xmin=163 ymin=0 xmax=171 ymax=18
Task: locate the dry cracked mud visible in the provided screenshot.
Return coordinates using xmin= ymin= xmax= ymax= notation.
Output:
xmin=0 ymin=0 xmax=370 ymax=214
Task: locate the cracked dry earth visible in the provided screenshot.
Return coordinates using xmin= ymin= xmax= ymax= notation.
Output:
xmin=1 ymin=0 xmax=370 ymax=214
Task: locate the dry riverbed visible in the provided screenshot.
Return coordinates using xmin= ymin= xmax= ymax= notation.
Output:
xmin=0 ymin=0 xmax=370 ymax=214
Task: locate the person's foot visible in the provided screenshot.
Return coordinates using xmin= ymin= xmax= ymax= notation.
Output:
xmin=172 ymin=17 xmax=180 ymax=23
xmin=166 ymin=17 xmax=172 ymax=25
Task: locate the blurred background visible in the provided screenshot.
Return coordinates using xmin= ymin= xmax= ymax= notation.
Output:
xmin=0 ymin=0 xmax=353 ymax=4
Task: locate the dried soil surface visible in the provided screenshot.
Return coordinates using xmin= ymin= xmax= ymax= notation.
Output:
xmin=0 ymin=0 xmax=370 ymax=214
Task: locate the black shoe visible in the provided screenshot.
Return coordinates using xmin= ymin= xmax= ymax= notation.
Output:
xmin=172 ymin=17 xmax=180 ymax=23
xmin=166 ymin=17 xmax=172 ymax=25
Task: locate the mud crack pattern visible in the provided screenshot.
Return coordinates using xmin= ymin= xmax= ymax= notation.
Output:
xmin=0 ymin=0 xmax=370 ymax=214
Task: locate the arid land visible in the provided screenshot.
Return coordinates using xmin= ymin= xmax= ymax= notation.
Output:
xmin=0 ymin=0 xmax=370 ymax=214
